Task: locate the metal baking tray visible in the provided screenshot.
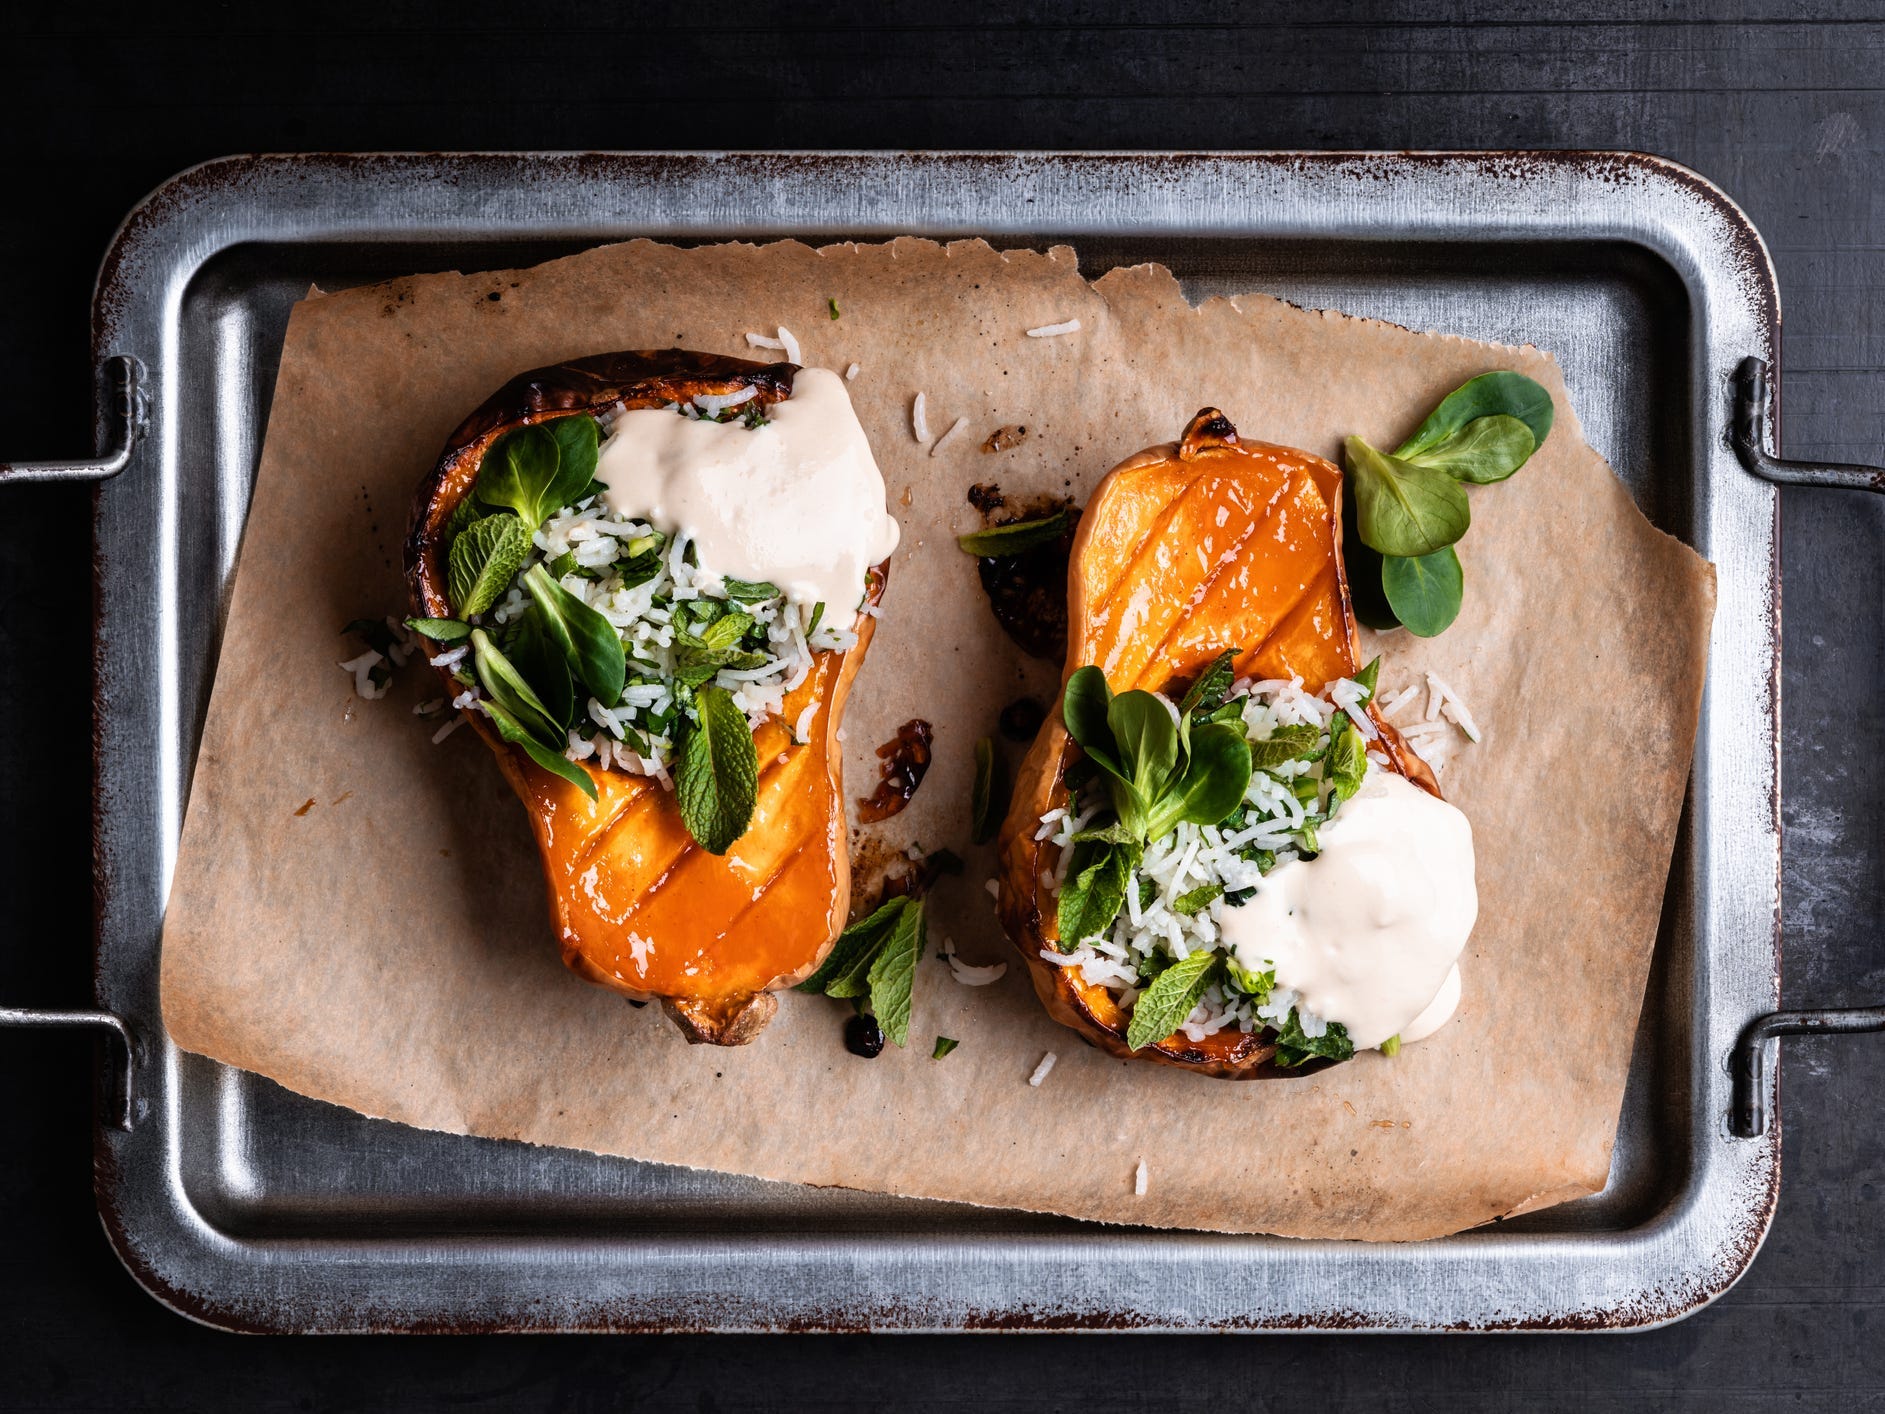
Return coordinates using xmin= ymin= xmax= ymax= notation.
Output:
xmin=2 ymin=151 xmax=1831 ymax=1331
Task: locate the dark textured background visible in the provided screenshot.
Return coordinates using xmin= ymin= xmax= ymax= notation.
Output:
xmin=2 ymin=3 xmax=1881 ymax=1408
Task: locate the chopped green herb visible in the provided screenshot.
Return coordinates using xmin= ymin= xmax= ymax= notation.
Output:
xmin=1171 ymin=883 xmax=1223 ymax=916
xmin=1380 ymin=1034 xmax=1402 ymax=1057
xmin=721 ymin=577 xmax=782 ymax=604
xmin=827 ymin=297 xmax=841 ymax=320
xmin=1247 ymin=723 xmax=1323 ymax=771
xmin=1223 ymin=959 xmax=1274 ymax=1000
xmin=931 ymin=1036 xmax=959 ymax=1060
xmin=403 ymin=616 xmax=472 ymax=644
xmin=1326 ymin=717 xmax=1368 ymax=804
xmin=1177 ymin=647 xmax=1241 ymax=717
xmin=1272 ymin=1010 xmax=1354 ymax=1068
xmin=1055 ymin=837 xmax=1141 ymax=953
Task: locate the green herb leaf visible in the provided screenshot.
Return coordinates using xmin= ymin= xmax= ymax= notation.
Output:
xmin=671 ymin=630 xmax=770 ymax=687
xmin=1395 ymin=370 xmax=1554 ymax=461
xmin=1354 ymin=656 xmax=1381 ymax=700
xmin=796 ymin=898 xmax=904 ymax=995
xmin=471 ymin=629 xmax=564 ymax=747
xmin=1341 ymin=489 xmax=1401 ymax=631
xmin=1381 ymin=545 xmax=1464 ymax=639
xmin=507 ymin=604 xmax=576 ymax=732
xmin=865 ymin=896 xmax=925 ymax=1047
xmin=443 ymin=494 xmax=483 ymax=547
xmin=1248 ymin=723 xmax=1323 ymax=771
xmin=1326 ymin=716 xmax=1368 ymax=804
xmin=827 ymin=297 xmax=841 ymax=320
xmin=970 ymin=736 xmax=1005 ymax=845
xmin=807 ymin=602 xmax=825 ymax=636
xmin=956 ymin=509 xmax=1071 ymax=558
xmin=721 ymin=577 xmax=781 ymax=604
xmin=699 ymin=612 xmax=757 ymax=651
xmin=1061 ymin=666 xmax=1123 ymax=778
xmin=931 ymin=1036 xmax=959 ymax=1059
xmin=1055 ymin=838 xmax=1141 ymax=953
xmin=403 ymin=616 xmax=473 ymax=644
xmin=475 ymin=415 xmax=601 ymax=529
xmin=1296 ymin=817 xmax=1321 ymax=856
xmin=1143 ymin=721 xmax=1251 ymax=837
xmin=1224 ymin=958 xmax=1275 ymax=1000
xmin=1125 ymin=949 xmax=1218 ymax=1051
xmin=1343 ymin=436 xmax=1471 ymax=559
xmin=1405 ymin=413 xmax=1535 ymax=485
xmin=1171 ymin=883 xmax=1223 ymax=916
xmin=1271 ymin=1010 xmax=1355 ymax=1068
xmin=675 ymin=685 xmax=759 ymax=854
xmin=523 ymin=564 xmax=627 ymax=707
xmin=1107 ymin=690 xmax=1180 ymax=834
xmin=477 ymin=697 xmax=597 ymax=801
xmin=448 ymin=512 xmax=533 ymax=618
xmin=1380 ymin=1034 xmax=1402 ymax=1057
xmin=1067 ymin=820 xmax=1138 ymax=845
xmin=1177 ymin=647 xmax=1241 ymax=717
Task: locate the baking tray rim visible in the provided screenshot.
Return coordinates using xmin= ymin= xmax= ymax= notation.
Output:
xmin=85 ymin=149 xmax=1782 ymax=1333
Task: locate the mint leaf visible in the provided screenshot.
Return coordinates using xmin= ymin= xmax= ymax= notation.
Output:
xmin=1271 ymin=1010 xmax=1354 ymax=1068
xmin=1327 ymin=716 xmax=1368 ymax=804
xmin=931 ymin=1036 xmax=959 ymax=1059
xmin=675 ymin=685 xmax=758 ymax=854
xmin=1248 ymin=723 xmax=1322 ymax=771
xmin=448 ymin=512 xmax=533 ymax=618
xmin=1125 ymin=949 xmax=1217 ymax=1050
xmin=699 ymin=612 xmax=757 ymax=651
xmin=721 ymin=577 xmax=781 ymax=603
xmin=797 ymin=897 xmax=904 ymax=996
xmin=1055 ymin=838 xmax=1140 ymax=953
xmin=1178 ymin=647 xmax=1241 ymax=717
xmin=1354 ymin=656 xmax=1381 ymax=701
xmin=1171 ymin=883 xmax=1223 ymax=916
xmin=866 ymin=896 xmax=925 ymax=1047
xmin=955 ymin=509 xmax=1071 ymax=558
xmin=404 ymin=616 xmax=471 ymax=644
xmin=1224 ymin=958 xmax=1274 ymax=1000
xmin=1068 ymin=820 xmax=1136 ymax=845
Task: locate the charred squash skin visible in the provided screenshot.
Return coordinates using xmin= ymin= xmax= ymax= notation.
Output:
xmin=407 ymin=351 xmax=887 ymax=1045
xmin=995 ymin=409 xmax=1440 ymax=1078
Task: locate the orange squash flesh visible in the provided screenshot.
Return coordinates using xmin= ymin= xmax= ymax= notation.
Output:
xmin=996 ymin=409 xmax=1438 ymax=1078
xmin=407 ymin=351 xmax=884 ymax=1045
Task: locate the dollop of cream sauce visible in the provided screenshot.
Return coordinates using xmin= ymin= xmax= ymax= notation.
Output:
xmin=594 ymin=367 xmax=900 ymax=608
xmin=1219 ymin=769 xmax=1477 ymax=1050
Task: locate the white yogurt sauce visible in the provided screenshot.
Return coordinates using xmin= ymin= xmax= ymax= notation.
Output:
xmin=594 ymin=366 xmax=900 ymax=608
xmin=1220 ymin=769 xmax=1477 ymax=1050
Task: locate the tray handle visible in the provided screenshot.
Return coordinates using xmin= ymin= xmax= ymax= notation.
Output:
xmin=0 ymin=354 xmax=145 ymax=484
xmin=0 ymin=355 xmax=147 ymax=1130
xmin=1729 ymin=356 xmax=1885 ymax=1137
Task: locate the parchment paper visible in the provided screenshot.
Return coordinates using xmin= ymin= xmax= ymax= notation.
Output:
xmin=158 ymin=237 xmax=1714 ymax=1240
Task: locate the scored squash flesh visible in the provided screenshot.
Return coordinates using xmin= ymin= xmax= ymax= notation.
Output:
xmin=407 ymin=351 xmax=884 ymax=1046
xmin=995 ymin=408 xmax=1438 ymax=1077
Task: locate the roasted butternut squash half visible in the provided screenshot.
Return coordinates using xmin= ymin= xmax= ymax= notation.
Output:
xmin=996 ymin=409 xmax=1442 ymax=1077
xmin=407 ymin=351 xmax=891 ymax=1045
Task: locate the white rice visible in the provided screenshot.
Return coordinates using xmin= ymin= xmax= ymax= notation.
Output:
xmin=939 ymin=935 xmax=1007 ymax=987
xmin=930 ymin=416 xmax=969 ymax=457
xmin=693 ymin=385 xmax=758 ymax=415
xmin=776 ymin=325 xmax=802 ymax=364
xmin=1026 ymin=319 xmax=1082 ymax=338
xmin=1040 ymin=674 xmax=1380 ymax=1042
xmin=1134 ymin=1159 xmax=1148 ymax=1197
xmin=338 ymin=650 xmax=389 ymax=701
xmin=844 ymin=362 xmax=860 ymax=381
xmin=911 ymin=391 xmax=930 ymax=443
xmin=744 ymin=332 xmax=785 ymax=351
xmin=1028 ymin=1052 xmax=1058 ymax=1086
xmin=431 ymin=714 xmax=466 ymax=744
xmin=413 ymin=697 xmax=445 ymax=716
